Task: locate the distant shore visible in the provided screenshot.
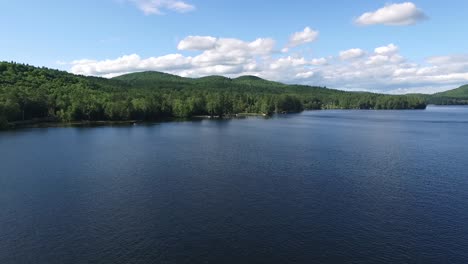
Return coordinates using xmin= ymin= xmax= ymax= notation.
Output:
xmin=10 ymin=105 xmax=468 ymax=132
xmin=0 ymin=108 xmax=437 ymax=131
xmin=1 ymin=114 xmax=272 ymax=130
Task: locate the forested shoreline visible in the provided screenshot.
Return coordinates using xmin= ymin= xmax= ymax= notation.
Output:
xmin=0 ymin=62 xmax=436 ymax=129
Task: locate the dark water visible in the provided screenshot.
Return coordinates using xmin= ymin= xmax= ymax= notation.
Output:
xmin=1 ymin=105 xmax=468 ymax=264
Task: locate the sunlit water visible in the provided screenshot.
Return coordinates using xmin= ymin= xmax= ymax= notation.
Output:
xmin=1 ymin=105 xmax=468 ymax=263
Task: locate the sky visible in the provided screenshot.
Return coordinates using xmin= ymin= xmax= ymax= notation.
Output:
xmin=1 ymin=0 xmax=468 ymax=94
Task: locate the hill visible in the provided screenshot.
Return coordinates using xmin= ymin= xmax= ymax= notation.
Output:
xmin=0 ymin=61 xmax=427 ymax=129
xmin=429 ymin=84 xmax=468 ymax=105
xmin=114 ymin=71 xmax=189 ymax=86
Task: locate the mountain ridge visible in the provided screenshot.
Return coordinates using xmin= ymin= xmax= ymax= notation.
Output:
xmin=428 ymin=84 xmax=468 ymax=105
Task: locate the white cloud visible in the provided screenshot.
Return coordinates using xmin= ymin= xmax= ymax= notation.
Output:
xmin=70 ymin=53 xmax=192 ymax=76
xmin=68 ymin=36 xmax=468 ymax=94
xmin=339 ymin=48 xmax=366 ymax=60
xmin=71 ymin=36 xmax=276 ymax=77
xmin=296 ymin=71 xmax=315 ymax=79
xmin=364 ymin=44 xmax=404 ymax=65
xmin=426 ymin=55 xmax=468 ymax=65
xmin=189 ymin=37 xmax=275 ymax=68
xmin=270 ymin=56 xmax=308 ymax=70
xmin=366 ymin=55 xmax=390 ymax=65
xmin=311 ymin=58 xmax=328 ymax=66
xmin=287 ymin=27 xmax=319 ymax=47
xmin=129 ymin=0 xmax=195 ymax=15
xmin=387 ymin=85 xmax=458 ymax=95
xmin=355 ymin=2 xmax=427 ymax=26
xmin=375 ymin=43 xmax=399 ymax=55
xmin=177 ymin=36 xmax=217 ymax=51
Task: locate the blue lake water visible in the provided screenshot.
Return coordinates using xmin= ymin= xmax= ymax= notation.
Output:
xmin=1 ymin=105 xmax=468 ymax=263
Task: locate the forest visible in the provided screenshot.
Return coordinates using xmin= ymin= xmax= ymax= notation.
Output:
xmin=427 ymin=84 xmax=468 ymax=105
xmin=0 ymin=62 xmax=429 ymax=129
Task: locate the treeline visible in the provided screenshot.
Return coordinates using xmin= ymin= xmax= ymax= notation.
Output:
xmin=0 ymin=62 xmax=427 ymax=128
xmin=428 ymin=97 xmax=468 ymax=105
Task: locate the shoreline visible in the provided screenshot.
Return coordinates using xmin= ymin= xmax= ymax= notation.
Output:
xmin=1 ymin=114 xmax=271 ymax=131
xmin=3 ymin=106 xmax=464 ymax=131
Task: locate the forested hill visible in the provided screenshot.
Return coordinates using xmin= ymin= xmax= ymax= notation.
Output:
xmin=0 ymin=62 xmax=427 ymax=128
xmin=428 ymin=85 xmax=468 ymax=105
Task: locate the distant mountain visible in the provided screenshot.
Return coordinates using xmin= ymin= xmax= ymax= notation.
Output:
xmin=114 ymin=72 xmax=282 ymax=87
xmin=429 ymin=84 xmax=468 ymax=105
xmin=435 ymin=84 xmax=468 ymax=98
xmin=115 ymin=71 xmax=186 ymax=82
xmin=111 ymin=72 xmax=468 ymax=105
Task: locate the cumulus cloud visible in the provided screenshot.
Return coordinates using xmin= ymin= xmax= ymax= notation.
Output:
xmin=177 ymin=36 xmax=217 ymax=51
xmin=426 ymin=55 xmax=468 ymax=65
xmin=296 ymin=71 xmax=315 ymax=79
xmin=70 ymin=54 xmax=192 ymax=76
xmin=319 ymin=47 xmax=468 ymax=93
xmin=340 ymin=48 xmax=366 ymax=60
xmin=287 ymin=27 xmax=319 ymax=48
xmin=355 ymin=2 xmax=427 ymax=26
xmin=374 ymin=43 xmax=399 ymax=55
xmin=71 ymin=36 xmax=276 ymax=77
xmin=270 ymin=56 xmax=308 ymax=70
xmin=311 ymin=58 xmax=328 ymax=66
xmin=129 ymin=0 xmax=195 ymax=15
xmin=189 ymin=37 xmax=275 ymax=69
xmin=366 ymin=57 xmax=405 ymax=67
xmin=68 ymin=36 xmax=468 ymax=94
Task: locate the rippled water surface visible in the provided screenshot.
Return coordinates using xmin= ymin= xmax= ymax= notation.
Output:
xmin=1 ymin=106 xmax=468 ymax=263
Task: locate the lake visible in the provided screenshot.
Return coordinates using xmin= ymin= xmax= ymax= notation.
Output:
xmin=1 ymin=105 xmax=468 ymax=263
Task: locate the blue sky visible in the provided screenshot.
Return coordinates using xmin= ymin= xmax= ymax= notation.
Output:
xmin=1 ymin=0 xmax=468 ymax=93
